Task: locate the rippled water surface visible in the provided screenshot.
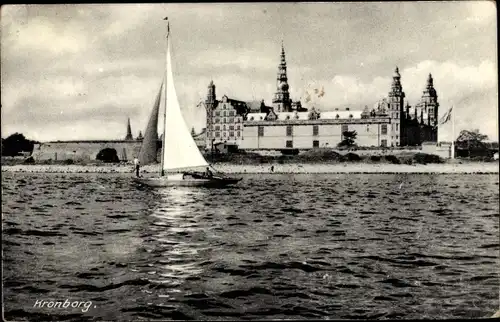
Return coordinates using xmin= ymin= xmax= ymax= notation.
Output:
xmin=2 ymin=173 xmax=499 ymax=320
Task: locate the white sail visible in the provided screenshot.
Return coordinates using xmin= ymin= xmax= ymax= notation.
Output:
xmin=162 ymin=40 xmax=209 ymax=172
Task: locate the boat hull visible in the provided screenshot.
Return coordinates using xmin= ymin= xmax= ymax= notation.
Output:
xmin=132 ymin=176 xmax=242 ymax=188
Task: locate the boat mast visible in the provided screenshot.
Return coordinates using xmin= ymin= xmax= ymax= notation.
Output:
xmin=160 ymin=17 xmax=169 ymax=177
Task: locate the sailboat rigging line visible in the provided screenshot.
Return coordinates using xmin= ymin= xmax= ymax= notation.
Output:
xmin=160 ymin=20 xmax=169 ymax=177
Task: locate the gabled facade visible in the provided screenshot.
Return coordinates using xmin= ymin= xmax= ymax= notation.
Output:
xmin=204 ymin=81 xmax=248 ymax=149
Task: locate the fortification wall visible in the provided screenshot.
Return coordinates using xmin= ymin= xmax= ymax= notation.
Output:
xmin=32 ymin=141 xmax=144 ymax=162
xmin=422 ymin=142 xmax=451 ymax=159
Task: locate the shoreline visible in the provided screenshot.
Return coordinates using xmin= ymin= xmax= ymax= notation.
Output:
xmin=1 ymin=162 xmax=498 ymax=174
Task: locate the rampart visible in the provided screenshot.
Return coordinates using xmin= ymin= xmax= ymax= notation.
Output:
xmin=32 ymin=140 xmax=143 ymax=162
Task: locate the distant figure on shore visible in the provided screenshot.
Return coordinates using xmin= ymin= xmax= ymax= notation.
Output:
xmin=133 ymin=157 xmax=140 ymax=177
xmin=205 ymin=166 xmax=213 ymax=178
xmin=270 ymin=165 xmax=274 ymax=173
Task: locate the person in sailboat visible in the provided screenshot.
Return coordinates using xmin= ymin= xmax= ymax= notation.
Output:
xmin=205 ymin=166 xmax=214 ymax=178
xmin=133 ymin=156 xmax=140 ymax=177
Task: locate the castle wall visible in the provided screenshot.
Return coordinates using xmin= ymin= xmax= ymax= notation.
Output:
xmin=422 ymin=141 xmax=451 ymax=159
xmin=32 ymin=141 xmax=143 ymax=162
xmin=240 ymin=120 xmax=391 ymax=150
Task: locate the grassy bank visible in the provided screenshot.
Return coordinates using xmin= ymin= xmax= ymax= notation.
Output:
xmin=2 ymin=149 xmax=498 ymax=167
xmin=204 ymin=149 xmax=497 ymax=165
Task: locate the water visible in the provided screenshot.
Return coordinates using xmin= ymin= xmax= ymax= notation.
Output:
xmin=2 ymin=172 xmax=499 ymax=320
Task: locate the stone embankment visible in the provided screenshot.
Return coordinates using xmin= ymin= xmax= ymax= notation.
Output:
xmin=2 ymin=162 xmax=498 ymax=174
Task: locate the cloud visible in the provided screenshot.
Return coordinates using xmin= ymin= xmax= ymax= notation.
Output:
xmin=189 ymin=48 xmax=277 ymax=72
xmin=2 ymin=13 xmax=88 ymax=57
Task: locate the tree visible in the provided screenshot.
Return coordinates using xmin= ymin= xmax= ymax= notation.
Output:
xmin=338 ymin=130 xmax=358 ymax=148
xmin=1 ymin=133 xmax=39 ymax=156
xmin=456 ymin=129 xmax=488 ymax=144
xmin=456 ymin=129 xmax=489 ymax=157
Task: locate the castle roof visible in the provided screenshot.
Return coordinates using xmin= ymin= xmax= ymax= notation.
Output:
xmin=246 ymin=110 xmax=363 ymax=121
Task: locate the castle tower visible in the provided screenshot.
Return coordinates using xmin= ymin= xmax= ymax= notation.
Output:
xmin=205 ymin=80 xmax=217 ymax=147
xmin=206 ymin=80 xmax=216 ymax=104
xmin=272 ymin=43 xmax=292 ymax=112
xmin=420 ymin=73 xmax=439 ymax=127
xmin=388 ymin=67 xmax=406 ymax=146
xmin=125 ymin=117 xmax=133 ymax=140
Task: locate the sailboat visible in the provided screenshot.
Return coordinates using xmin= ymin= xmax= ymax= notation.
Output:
xmin=133 ymin=19 xmax=242 ymax=188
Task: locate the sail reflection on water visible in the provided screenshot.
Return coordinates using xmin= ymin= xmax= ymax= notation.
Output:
xmin=144 ymin=188 xmax=210 ymax=287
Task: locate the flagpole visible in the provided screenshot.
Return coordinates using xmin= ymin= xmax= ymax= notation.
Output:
xmin=451 ymin=105 xmax=455 ymax=159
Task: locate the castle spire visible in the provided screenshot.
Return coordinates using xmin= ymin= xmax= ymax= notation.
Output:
xmin=272 ymin=42 xmax=291 ymax=112
xmin=389 ymin=66 xmax=403 ymax=97
xmin=423 ymin=73 xmax=436 ymax=97
xmin=125 ymin=117 xmax=133 ymax=140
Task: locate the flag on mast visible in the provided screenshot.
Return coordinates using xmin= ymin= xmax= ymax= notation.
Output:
xmin=164 ymin=16 xmax=170 ymax=35
xmin=439 ymin=106 xmax=453 ymax=125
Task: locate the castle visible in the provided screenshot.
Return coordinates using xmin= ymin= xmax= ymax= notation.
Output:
xmin=204 ymin=44 xmax=439 ymax=150
xmin=32 ymin=44 xmax=444 ymax=162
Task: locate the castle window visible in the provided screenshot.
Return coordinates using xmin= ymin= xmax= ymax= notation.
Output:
xmin=229 ymin=131 xmax=234 ymax=137
xmin=236 ymin=118 xmax=241 ymax=123
xmin=381 ymin=124 xmax=387 ymax=134
xmin=215 ymin=118 xmax=220 ymax=123
xmin=286 ymin=125 xmax=293 ymax=136
xmin=223 ymin=132 xmax=227 ymax=137
xmin=313 ymin=140 xmax=319 ymax=148
xmin=313 ymin=125 xmax=319 ymax=136
xmin=215 ymin=131 xmax=220 ymax=137
xmin=391 ymin=124 xmax=394 ymax=131
xmin=229 ymin=125 xmax=234 ymax=130
xmin=286 ymin=140 xmax=293 ymax=148
xmin=223 ymin=111 xmax=227 ymax=116
xmin=381 ymin=139 xmax=387 ymax=147
xmin=224 ymin=104 xmax=227 ymax=109
xmin=396 ymin=124 xmax=399 ymax=131
xmin=258 ymin=126 xmax=264 ymax=137
xmin=236 ymin=125 xmax=240 ymax=130
xmin=224 ymin=118 xmax=227 ymax=123
xmin=396 ymin=112 xmax=399 ymax=118
xmin=237 ymin=131 xmax=241 ymax=137
xmin=215 ymin=125 xmax=220 ymax=131
xmin=215 ymin=111 xmax=220 ymax=116
xmin=229 ymin=117 xmax=234 ymax=123
xmin=223 ymin=125 xmax=226 ymax=130
xmin=229 ymin=111 xmax=235 ymax=116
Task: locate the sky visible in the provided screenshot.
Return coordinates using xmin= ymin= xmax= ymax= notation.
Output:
xmin=1 ymin=2 xmax=497 ymax=142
